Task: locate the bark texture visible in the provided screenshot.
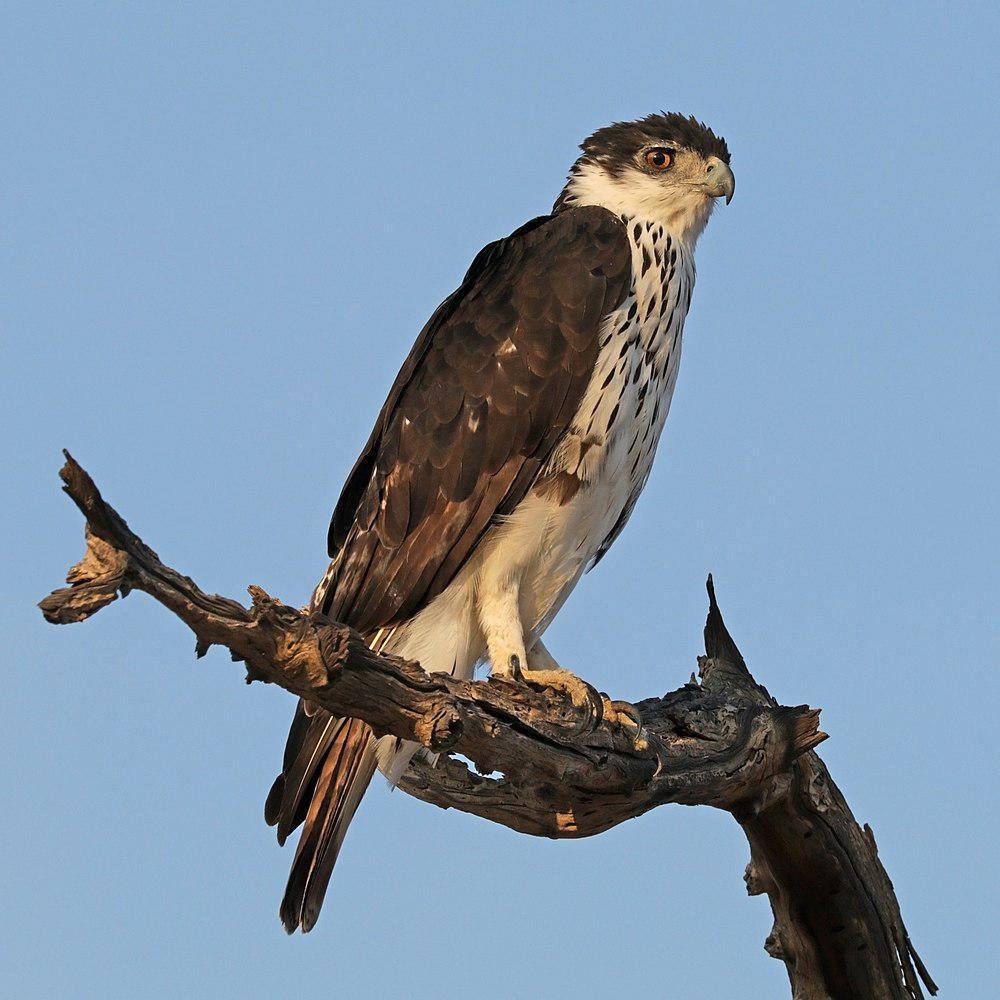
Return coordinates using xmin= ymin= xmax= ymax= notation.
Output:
xmin=40 ymin=453 xmax=936 ymax=999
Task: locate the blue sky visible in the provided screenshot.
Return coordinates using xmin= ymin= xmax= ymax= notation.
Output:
xmin=4 ymin=3 xmax=998 ymax=997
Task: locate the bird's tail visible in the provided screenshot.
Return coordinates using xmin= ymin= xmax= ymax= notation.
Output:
xmin=264 ymin=603 xmax=452 ymax=931
xmin=265 ymin=707 xmax=379 ymax=933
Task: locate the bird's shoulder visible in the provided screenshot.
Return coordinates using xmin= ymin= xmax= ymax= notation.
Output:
xmin=461 ymin=205 xmax=629 ymax=284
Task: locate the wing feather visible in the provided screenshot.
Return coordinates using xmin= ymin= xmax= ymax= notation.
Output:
xmin=318 ymin=206 xmax=630 ymax=633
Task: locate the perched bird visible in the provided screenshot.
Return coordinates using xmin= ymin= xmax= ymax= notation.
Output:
xmin=265 ymin=112 xmax=734 ymax=932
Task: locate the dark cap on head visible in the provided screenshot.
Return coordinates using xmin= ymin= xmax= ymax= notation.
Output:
xmin=579 ymin=113 xmax=730 ymax=174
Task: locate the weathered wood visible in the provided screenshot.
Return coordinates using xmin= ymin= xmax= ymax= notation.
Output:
xmin=40 ymin=452 xmax=936 ymax=999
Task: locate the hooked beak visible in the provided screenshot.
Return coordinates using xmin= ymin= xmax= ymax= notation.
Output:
xmin=703 ymin=156 xmax=735 ymax=205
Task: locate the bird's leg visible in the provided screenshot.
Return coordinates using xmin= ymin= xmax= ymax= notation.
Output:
xmin=525 ymin=637 xmax=563 ymax=672
xmin=479 ymin=583 xmax=601 ymax=732
xmin=478 ymin=581 xmax=636 ymax=739
xmin=478 ymin=573 xmax=528 ymax=682
xmin=529 ymin=639 xmax=647 ymax=748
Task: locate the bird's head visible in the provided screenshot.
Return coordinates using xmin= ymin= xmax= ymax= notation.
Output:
xmin=555 ymin=113 xmax=734 ymax=245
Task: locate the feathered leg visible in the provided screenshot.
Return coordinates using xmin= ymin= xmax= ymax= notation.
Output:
xmin=478 ymin=571 xmax=528 ymax=680
xmin=478 ymin=580 xmax=603 ymax=731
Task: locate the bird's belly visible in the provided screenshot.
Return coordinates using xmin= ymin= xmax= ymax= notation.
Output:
xmin=514 ymin=411 xmax=656 ymax=637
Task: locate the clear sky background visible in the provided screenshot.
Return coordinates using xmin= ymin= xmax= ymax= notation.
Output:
xmin=4 ymin=4 xmax=998 ymax=997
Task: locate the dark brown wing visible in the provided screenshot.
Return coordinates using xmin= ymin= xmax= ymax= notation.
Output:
xmin=266 ymin=206 xmax=630 ymax=933
xmin=318 ymin=205 xmax=631 ymax=632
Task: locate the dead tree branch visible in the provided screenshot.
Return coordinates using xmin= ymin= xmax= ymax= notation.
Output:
xmin=39 ymin=452 xmax=935 ymax=999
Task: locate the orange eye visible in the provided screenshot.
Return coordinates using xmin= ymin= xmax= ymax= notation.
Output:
xmin=645 ymin=147 xmax=675 ymax=171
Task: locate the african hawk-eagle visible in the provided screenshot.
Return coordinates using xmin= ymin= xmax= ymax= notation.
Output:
xmin=265 ymin=112 xmax=735 ymax=932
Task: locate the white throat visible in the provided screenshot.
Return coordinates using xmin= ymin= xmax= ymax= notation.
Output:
xmin=562 ymin=162 xmax=716 ymax=248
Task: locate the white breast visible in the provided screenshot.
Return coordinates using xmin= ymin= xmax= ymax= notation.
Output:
xmin=512 ymin=216 xmax=695 ymax=634
xmin=580 ymin=218 xmax=691 ymax=495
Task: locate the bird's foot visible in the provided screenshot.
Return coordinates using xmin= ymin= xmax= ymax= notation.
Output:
xmin=493 ymin=652 xmax=633 ymax=740
xmin=600 ymin=696 xmax=649 ymax=751
xmin=519 ymin=666 xmax=605 ymax=735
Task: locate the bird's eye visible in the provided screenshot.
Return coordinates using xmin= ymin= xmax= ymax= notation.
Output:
xmin=645 ymin=147 xmax=675 ymax=171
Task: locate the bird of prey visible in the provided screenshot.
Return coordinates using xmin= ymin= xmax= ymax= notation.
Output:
xmin=265 ymin=112 xmax=734 ymax=932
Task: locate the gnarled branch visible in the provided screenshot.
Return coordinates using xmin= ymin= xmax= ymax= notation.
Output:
xmin=40 ymin=452 xmax=935 ymax=999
